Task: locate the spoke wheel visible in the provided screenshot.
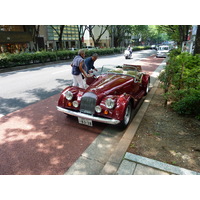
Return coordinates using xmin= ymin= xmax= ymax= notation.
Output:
xmin=119 ymin=101 xmax=132 ymax=129
xmin=145 ymin=79 xmax=150 ymax=95
xmin=124 ymin=103 xmax=131 ymax=125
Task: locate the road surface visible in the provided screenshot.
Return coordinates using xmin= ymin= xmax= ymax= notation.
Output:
xmin=0 ymin=49 xmax=156 ymax=116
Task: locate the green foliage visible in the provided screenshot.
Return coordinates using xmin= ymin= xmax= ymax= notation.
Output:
xmin=157 ymin=25 xmax=191 ymax=46
xmin=0 ymin=46 xmax=150 ymax=69
xmin=159 ymin=51 xmax=200 ymax=119
xmin=172 ymin=89 xmax=200 ymax=118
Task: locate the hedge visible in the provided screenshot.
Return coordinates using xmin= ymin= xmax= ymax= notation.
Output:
xmin=0 ymin=46 xmax=150 ymax=69
xmin=159 ymin=49 xmax=200 ymax=119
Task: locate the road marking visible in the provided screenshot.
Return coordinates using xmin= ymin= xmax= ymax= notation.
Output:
xmin=51 ymin=70 xmax=68 ymax=75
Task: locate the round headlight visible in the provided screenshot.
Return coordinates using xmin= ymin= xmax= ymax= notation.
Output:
xmin=72 ymin=101 xmax=79 ymax=108
xmin=65 ymin=91 xmax=73 ymax=100
xmin=95 ymin=105 xmax=102 ymax=113
xmin=105 ymin=98 xmax=115 ymax=109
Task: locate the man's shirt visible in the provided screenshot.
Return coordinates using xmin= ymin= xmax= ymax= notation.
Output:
xmin=84 ymin=57 xmax=95 ymax=73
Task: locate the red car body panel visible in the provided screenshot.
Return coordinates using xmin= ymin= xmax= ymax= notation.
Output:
xmin=57 ymin=64 xmax=150 ymax=126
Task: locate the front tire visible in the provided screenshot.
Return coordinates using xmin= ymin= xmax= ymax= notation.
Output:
xmin=144 ymin=79 xmax=150 ymax=95
xmin=119 ymin=101 xmax=132 ymax=129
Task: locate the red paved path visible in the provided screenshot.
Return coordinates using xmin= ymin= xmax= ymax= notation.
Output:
xmin=136 ymin=55 xmax=164 ymax=74
xmin=0 ymin=55 xmax=164 ymax=175
xmin=0 ymin=95 xmax=106 ymax=175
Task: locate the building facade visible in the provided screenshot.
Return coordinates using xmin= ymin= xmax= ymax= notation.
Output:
xmin=83 ymin=26 xmax=110 ymax=48
xmin=0 ymin=25 xmax=34 ymax=53
xmin=0 ymin=25 xmax=80 ymax=53
xmin=0 ymin=25 xmax=119 ymax=53
xmin=45 ymin=25 xmax=79 ymax=50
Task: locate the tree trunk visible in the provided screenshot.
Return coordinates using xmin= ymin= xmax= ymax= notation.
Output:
xmin=178 ymin=25 xmax=190 ymax=45
xmin=194 ymin=25 xmax=200 ymax=55
xmin=50 ymin=25 xmax=65 ymax=50
xmin=32 ymin=25 xmax=40 ymax=51
xmin=77 ymin=25 xmax=87 ymax=48
xmin=57 ymin=25 xmax=64 ymax=50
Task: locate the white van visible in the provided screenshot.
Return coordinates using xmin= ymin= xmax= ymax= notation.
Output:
xmin=156 ymin=45 xmax=170 ymax=58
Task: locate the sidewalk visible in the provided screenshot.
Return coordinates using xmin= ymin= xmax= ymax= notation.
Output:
xmin=100 ymin=60 xmax=200 ymax=175
xmin=117 ymin=152 xmax=200 ymax=175
xmin=100 ymin=79 xmax=162 ymax=175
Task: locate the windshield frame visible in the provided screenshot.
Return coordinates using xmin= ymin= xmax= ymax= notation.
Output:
xmin=100 ymin=64 xmax=141 ymax=78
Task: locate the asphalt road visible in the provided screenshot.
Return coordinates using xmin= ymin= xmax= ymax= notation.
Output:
xmin=0 ymin=49 xmax=156 ymax=116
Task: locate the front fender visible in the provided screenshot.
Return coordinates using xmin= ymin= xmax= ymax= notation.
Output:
xmin=99 ymin=94 xmax=132 ymax=121
xmin=142 ymin=74 xmax=150 ymax=85
xmin=113 ymin=94 xmax=132 ymax=121
xmin=57 ymin=86 xmax=84 ymax=107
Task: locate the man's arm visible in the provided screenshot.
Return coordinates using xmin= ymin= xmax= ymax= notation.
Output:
xmin=79 ymin=61 xmax=89 ymax=78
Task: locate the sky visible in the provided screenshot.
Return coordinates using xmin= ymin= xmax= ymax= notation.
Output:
xmin=2 ymin=0 xmax=199 ymax=25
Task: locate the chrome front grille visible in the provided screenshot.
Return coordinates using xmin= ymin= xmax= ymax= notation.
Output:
xmin=80 ymin=92 xmax=97 ymax=115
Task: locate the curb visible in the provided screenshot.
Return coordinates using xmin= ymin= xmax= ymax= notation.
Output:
xmin=100 ymin=79 xmax=161 ymax=175
xmin=122 ymin=152 xmax=200 ymax=175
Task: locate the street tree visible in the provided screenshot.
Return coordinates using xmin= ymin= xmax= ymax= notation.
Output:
xmin=50 ymin=25 xmax=65 ymax=50
xmin=86 ymin=25 xmax=109 ymax=47
xmin=109 ymin=25 xmax=132 ymax=47
xmin=157 ymin=25 xmax=191 ymax=47
xmin=77 ymin=25 xmax=87 ymax=48
xmin=32 ymin=25 xmax=40 ymax=51
xmin=148 ymin=25 xmax=169 ymax=44
xmin=132 ymin=25 xmax=149 ymax=45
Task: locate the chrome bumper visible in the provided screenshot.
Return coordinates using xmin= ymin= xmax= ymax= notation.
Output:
xmin=57 ymin=106 xmax=120 ymax=125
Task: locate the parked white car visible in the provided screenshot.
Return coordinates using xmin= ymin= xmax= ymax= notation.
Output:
xmin=83 ymin=46 xmax=97 ymax=50
xmin=156 ymin=45 xmax=170 ymax=58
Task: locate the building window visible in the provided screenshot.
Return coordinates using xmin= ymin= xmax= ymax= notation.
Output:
xmin=47 ymin=25 xmax=79 ymax=41
xmin=0 ymin=25 xmax=24 ymax=32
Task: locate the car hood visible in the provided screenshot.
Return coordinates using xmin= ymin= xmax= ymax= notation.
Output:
xmin=85 ymin=74 xmax=133 ymax=96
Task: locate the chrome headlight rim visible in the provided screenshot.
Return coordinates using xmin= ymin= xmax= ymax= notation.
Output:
xmin=72 ymin=100 xmax=79 ymax=108
xmin=95 ymin=105 xmax=102 ymax=113
xmin=65 ymin=91 xmax=73 ymax=100
xmin=105 ymin=98 xmax=115 ymax=109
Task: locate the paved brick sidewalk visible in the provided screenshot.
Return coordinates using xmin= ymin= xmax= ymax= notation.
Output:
xmin=117 ymin=152 xmax=200 ymax=175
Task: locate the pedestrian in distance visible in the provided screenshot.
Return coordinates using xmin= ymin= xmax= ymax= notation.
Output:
xmin=71 ymin=49 xmax=90 ymax=89
xmin=182 ymin=42 xmax=188 ymax=52
xmin=127 ymin=45 xmax=132 ymax=55
xmin=84 ymin=53 xmax=98 ymax=74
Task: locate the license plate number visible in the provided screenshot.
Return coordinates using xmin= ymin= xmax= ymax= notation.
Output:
xmin=78 ymin=117 xmax=93 ymax=126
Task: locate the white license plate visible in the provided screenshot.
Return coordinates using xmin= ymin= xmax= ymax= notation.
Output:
xmin=78 ymin=117 xmax=93 ymax=126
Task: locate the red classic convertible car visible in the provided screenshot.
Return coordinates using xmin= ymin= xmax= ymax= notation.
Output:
xmin=57 ymin=64 xmax=150 ymax=128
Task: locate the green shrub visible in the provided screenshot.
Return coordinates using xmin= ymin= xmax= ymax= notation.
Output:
xmin=0 ymin=46 xmax=150 ymax=69
xmin=172 ymin=89 xmax=200 ymax=119
xmin=159 ymin=50 xmax=200 ymax=119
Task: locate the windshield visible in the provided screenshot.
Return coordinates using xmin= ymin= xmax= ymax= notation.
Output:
xmin=100 ymin=65 xmax=140 ymax=78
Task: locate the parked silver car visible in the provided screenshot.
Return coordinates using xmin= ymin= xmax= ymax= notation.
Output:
xmin=156 ymin=45 xmax=170 ymax=58
xmin=83 ymin=46 xmax=97 ymax=50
